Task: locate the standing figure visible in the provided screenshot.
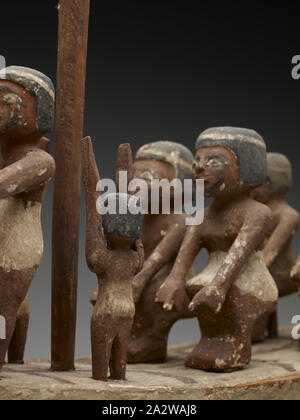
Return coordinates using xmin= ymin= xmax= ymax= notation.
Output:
xmin=82 ymin=137 xmax=144 ymax=381
xmin=157 ymin=127 xmax=278 ymax=371
xmin=251 ymin=153 xmax=299 ymax=340
xmin=0 ymin=66 xmax=55 ymax=371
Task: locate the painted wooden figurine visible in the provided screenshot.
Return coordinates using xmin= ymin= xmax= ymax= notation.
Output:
xmin=128 ymin=141 xmax=195 ymax=363
xmin=157 ymin=127 xmax=278 ymax=371
xmin=7 ymin=138 xmax=51 ymax=365
xmin=251 ymin=153 xmax=299 ymax=340
xmin=82 ymin=137 xmax=144 ymax=381
xmin=0 ymin=66 xmax=55 ymax=371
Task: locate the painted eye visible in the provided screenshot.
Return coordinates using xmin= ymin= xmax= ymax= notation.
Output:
xmin=208 ymin=159 xmax=224 ymax=168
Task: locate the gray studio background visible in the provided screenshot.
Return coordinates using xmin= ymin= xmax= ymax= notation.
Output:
xmin=0 ymin=1 xmax=299 ymax=359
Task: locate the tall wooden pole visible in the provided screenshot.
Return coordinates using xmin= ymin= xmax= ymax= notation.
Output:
xmin=51 ymin=0 xmax=90 ymax=371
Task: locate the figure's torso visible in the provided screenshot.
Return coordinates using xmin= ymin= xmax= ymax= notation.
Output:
xmin=186 ymin=196 xmax=277 ymax=302
xmin=200 ymin=197 xmax=262 ymax=253
xmin=96 ymin=249 xmax=140 ymax=319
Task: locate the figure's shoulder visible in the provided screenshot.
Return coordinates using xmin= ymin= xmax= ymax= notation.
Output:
xmin=237 ymin=196 xmax=272 ymax=220
xmin=277 ymin=201 xmax=300 ymax=223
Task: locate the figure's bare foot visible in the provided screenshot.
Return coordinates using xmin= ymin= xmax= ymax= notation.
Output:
xmin=185 ymin=336 xmax=251 ymax=372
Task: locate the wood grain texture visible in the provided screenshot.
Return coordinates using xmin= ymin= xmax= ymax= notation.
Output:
xmin=51 ymin=0 xmax=90 ymax=371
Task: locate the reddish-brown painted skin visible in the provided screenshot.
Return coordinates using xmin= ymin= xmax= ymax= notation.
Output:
xmin=82 ymin=138 xmax=144 ymax=381
xmin=156 ymin=146 xmax=277 ymax=371
xmin=0 ymin=80 xmax=55 ymax=371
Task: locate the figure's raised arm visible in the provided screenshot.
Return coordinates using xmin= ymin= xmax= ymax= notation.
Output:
xmin=190 ymin=204 xmax=272 ymax=314
xmin=0 ymin=149 xmax=55 ymax=199
xmin=81 ymin=136 xmax=108 ymax=273
xmin=116 ymin=143 xmax=134 ymax=192
xmin=155 ymin=224 xmax=203 ymax=311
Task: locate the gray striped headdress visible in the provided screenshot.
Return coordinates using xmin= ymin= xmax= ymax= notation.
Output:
xmin=0 ymin=66 xmax=55 ymax=135
xmin=135 ymin=141 xmax=194 ymax=181
xmin=195 ymin=127 xmax=267 ymax=187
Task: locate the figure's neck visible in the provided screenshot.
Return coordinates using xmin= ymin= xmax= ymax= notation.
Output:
xmin=0 ymin=141 xmax=39 ymax=167
xmin=265 ymin=195 xmax=286 ymax=207
xmin=211 ymin=191 xmax=246 ymax=210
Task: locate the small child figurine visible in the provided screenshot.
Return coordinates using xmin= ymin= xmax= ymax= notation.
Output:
xmin=0 ymin=66 xmax=55 ymax=371
xmin=251 ymin=153 xmax=299 ymax=340
xmin=81 ymin=137 xmax=144 ymax=381
xmin=157 ymin=127 xmax=278 ymax=371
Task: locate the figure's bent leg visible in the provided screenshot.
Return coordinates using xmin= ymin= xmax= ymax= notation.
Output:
xmin=91 ymin=309 xmax=115 ymax=381
xmin=110 ymin=321 xmax=133 ymax=380
xmin=185 ymin=286 xmax=277 ymax=372
xmin=128 ymin=265 xmax=195 ymax=364
xmin=8 ymin=296 xmax=29 ymax=364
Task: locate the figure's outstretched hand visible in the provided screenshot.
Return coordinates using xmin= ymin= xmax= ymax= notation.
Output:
xmin=81 ymin=136 xmax=101 ymax=192
xmin=189 ymin=285 xmax=226 ymax=314
xmin=116 ymin=143 xmax=134 ymax=192
xmin=155 ymin=277 xmax=186 ymax=312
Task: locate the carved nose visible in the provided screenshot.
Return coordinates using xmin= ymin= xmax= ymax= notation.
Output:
xmin=193 ymin=162 xmax=204 ymax=174
xmin=139 ymin=171 xmax=154 ymax=181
